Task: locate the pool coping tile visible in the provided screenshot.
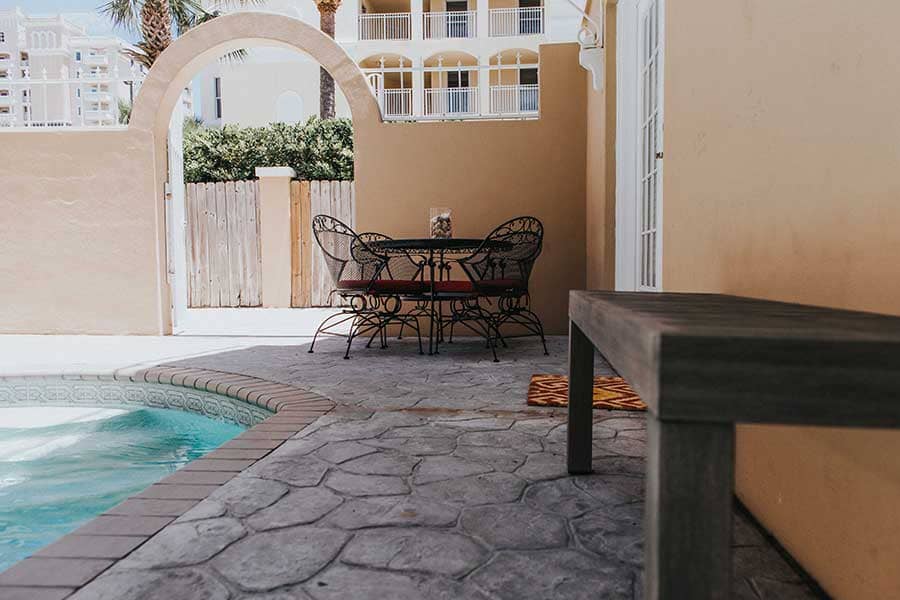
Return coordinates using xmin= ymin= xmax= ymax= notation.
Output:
xmin=0 ymin=367 xmax=335 ymax=599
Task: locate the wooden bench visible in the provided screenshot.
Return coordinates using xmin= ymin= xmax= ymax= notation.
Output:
xmin=567 ymin=291 xmax=900 ymax=599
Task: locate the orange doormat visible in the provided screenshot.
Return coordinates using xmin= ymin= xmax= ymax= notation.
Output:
xmin=527 ymin=374 xmax=646 ymax=411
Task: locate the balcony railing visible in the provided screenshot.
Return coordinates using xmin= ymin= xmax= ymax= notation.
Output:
xmin=489 ymin=84 xmax=539 ymax=115
xmin=423 ymin=11 xmax=477 ymax=39
xmin=0 ymin=68 xmax=144 ymax=130
xmin=377 ymin=88 xmax=413 ymax=118
xmin=83 ymin=54 xmax=109 ymax=66
xmin=359 ymin=13 xmax=412 ymax=41
xmin=424 ymin=87 xmax=479 ymax=118
xmin=85 ymin=89 xmax=112 ymax=102
xmin=0 ymin=94 xmax=13 ymax=105
xmin=489 ymin=6 xmax=545 ymax=37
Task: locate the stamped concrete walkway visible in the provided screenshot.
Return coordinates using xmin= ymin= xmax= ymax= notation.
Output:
xmin=69 ymin=336 xmax=823 ymax=600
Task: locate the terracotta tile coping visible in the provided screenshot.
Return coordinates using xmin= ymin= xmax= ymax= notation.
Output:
xmin=0 ymin=367 xmax=335 ymax=599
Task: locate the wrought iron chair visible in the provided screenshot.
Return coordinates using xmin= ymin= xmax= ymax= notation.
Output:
xmin=308 ymin=216 xmax=424 ymax=358
xmin=358 ymin=231 xmax=428 ymax=350
xmin=441 ymin=216 xmax=548 ymax=360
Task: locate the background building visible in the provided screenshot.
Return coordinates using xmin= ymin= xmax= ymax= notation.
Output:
xmin=0 ymin=8 xmax=141 ymax=128
xmin=193 ymin=0 xmax=582 ymax=125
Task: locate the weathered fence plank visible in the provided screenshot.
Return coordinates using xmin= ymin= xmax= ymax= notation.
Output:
xmin=185 ymin=180 xmax=262 ymax=308
xmin=187 ymin=179 xmax=351 ymax=309
xmin=290 ymin=180 xmax=354 ymax=308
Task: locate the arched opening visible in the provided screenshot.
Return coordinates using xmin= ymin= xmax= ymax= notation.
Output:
xmin=359 ymin=53 xmax=413 ymax=118
xmin=128 ymin=12 xmax=380 ymax=335
xmin=275 ymin=90 xmax=305 ymax=123
xmin=423 ymin=51 xmax=479 ymax=117
xmin=488 ymin=48 xmax=539 ymax=115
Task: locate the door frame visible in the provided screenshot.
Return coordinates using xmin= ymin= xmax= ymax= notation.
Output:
xmin=615 ymin=0 xmax=665 ymax=292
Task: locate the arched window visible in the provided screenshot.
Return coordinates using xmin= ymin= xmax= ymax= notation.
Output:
xmin=275 ymin=90 xmax=304 ymax=123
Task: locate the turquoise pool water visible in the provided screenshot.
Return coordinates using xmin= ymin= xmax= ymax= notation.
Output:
xmin=0 ymin=407 xmax=244 ymax=572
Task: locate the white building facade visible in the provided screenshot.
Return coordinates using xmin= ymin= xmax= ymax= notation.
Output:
xmin=0 ymin=8 xmax=142 ymax=128
xmin=194 ymin=0 xmax=581 ymax=125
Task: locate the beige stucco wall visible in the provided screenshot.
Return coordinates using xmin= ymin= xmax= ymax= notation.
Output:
xmin=356 ymin=42 xmax=586 ymax=335
xmin=0 ymin=129 xmax=167 ymax=334
xmin=584 ymin=0 xmax=615 ymax=290
xmin=0 ymin=13 xmax=585 ymax=336
xmin=662 ymin=1 xmax=900 ymax=598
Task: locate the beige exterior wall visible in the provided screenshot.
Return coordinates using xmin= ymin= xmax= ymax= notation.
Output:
xmin=357 ymin=42 xmax=586 ymax=335
xmin=0 ymin=129 xmax=166 ymax=334
xmin=0 ymin=12 xmax=585 ymax=337
xmin=661 ymin=1 xmax=900 ymax=598
xmin=584 ymin=0 xmax=614 ymax=290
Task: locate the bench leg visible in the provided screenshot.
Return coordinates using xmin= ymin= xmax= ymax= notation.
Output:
xmin=567 ymin=321 xmax=594 ymax=474
xmin=646 ymin=417 xmax=735 ymax=599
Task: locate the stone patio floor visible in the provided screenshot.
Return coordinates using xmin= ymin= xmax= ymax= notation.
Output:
xmin=69 ymin=336 xmax=824 ymax=600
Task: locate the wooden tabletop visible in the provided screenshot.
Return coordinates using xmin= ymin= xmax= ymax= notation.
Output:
xmin=569 ymin=291 xmax=900 ymax=427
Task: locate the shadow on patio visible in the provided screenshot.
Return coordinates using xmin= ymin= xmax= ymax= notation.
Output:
xmin=68 ymin=337 xmax=823 ymax=600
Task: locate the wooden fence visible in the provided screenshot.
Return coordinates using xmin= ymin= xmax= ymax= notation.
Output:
xmin=185 ymin=181 xmax=262 ymax=308
xmin=184 ymin=179 xmax=354 ymax=309
xmin=291 ymin=180 xmax=356 ymax=307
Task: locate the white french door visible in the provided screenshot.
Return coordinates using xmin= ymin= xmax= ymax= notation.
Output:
xmin=616 ymin=0 xmax=664 ymax=291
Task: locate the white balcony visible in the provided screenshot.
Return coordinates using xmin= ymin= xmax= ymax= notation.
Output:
xmin=424 ymin=87 xmax=479 ymax=118
xmin=489 ymin=84 xmax=539 ymax=116
xmin=423 ymin=11 xmax=477 ymax=40
xmin=0 ymin=94 xmax=13 ymax=106
xmin=377 ymin=88 xmax=413 ymax=119
xmin=359 ymin=13 xmax=411 ymax=41
xmin=83 ymin=54 xmax=109 ymax=66
xmin=84 ymin=109 xmax=115 ymax=122
xmin=489 ymin=6 xmax=545 ymax=37
xmin=85 ymin=89 xmax=112 ymax=103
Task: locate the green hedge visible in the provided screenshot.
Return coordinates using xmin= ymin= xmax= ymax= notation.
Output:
xmin=183 ymin=117 xmax=354 ymax=183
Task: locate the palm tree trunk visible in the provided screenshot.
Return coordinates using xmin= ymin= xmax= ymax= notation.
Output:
xmin=318 ymin=4 xmax=337 ymax=119
xmin=140 ymin=0 xmax=173 ymax=66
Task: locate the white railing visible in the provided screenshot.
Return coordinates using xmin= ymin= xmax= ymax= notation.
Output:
xmin=358 ymin=13 xmax=411 ymax=41
xmin=423 ymin=11 xmax=477 ymax=39
xmin=0 ymin=67 xmax=144 ymax=130
xmin=490 ymin=84 xmax=540 ymax=115
xmin=489 ymin=6 xmax=545 ymax=37
xmin=83 ymin=54 xmax=109 ymax=66
xmin=424 ymin=87 xmax=479 ymax=118
xmin=378 ymin=88 xmax=413 ymax=118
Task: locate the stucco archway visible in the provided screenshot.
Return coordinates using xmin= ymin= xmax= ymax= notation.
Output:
xmin=128 ymin=12 xmax=381 ymax=335
xmin=129 ymin=11 xmax=382 ymax=138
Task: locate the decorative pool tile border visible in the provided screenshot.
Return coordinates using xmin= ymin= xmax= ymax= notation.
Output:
xmin=0 ymin=367 xmax=334 ymax=600
xmin=0 ymin=377 xmax=272 ymax=427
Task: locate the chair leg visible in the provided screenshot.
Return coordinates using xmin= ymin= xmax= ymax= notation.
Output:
xmin=309 ymin=311 xmax=356 ymax=354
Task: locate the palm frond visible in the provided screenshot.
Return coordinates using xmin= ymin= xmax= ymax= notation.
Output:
xmin=98 ymin=0 xmax=143 ymax=32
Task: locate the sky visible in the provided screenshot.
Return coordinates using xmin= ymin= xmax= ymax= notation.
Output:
xmin=0 ymin=1 xmax=135 ymax=39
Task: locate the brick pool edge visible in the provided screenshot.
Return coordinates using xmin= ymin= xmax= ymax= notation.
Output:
xmin=0 ymin=367 xmax=335 ymax=600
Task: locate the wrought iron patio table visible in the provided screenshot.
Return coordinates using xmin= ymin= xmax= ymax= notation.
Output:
xmin=369 ymin=238 xmax=512 ymax=355
xmin=567 ymin=291 xmax=900 ymax=599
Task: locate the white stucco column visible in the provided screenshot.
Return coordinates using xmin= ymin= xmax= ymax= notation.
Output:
xmin=412 ymin=56 xmax=424 ymax=117
xmin=477 ymin=0 xmax=490 ymax=38
xmin=479 ymin=55 xmax=492 ymax=116
xmin=255 ymin=166 xmax=295 ymax=308
xmin=411 ymin=0 xmax=424 ymax=40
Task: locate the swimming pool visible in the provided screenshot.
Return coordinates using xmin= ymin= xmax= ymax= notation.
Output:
xmin=0 ymin=406 xmax=244 ymax=571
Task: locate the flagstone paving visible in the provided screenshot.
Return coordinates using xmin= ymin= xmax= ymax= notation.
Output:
xmin=70 ymin=337 xmax=824 ymax=600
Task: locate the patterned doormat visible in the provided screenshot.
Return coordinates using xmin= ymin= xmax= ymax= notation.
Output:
xmin=527 ymin=374 xmax=646 ymax=411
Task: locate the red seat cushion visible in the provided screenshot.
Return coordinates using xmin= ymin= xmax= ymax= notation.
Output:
xmin=339 ymin=279 xmax=426 ymax=294
xmin=434 ymin=280 xmax=476 ymax=294
xmin=476 ymin=279 xmax=526 ymax=294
